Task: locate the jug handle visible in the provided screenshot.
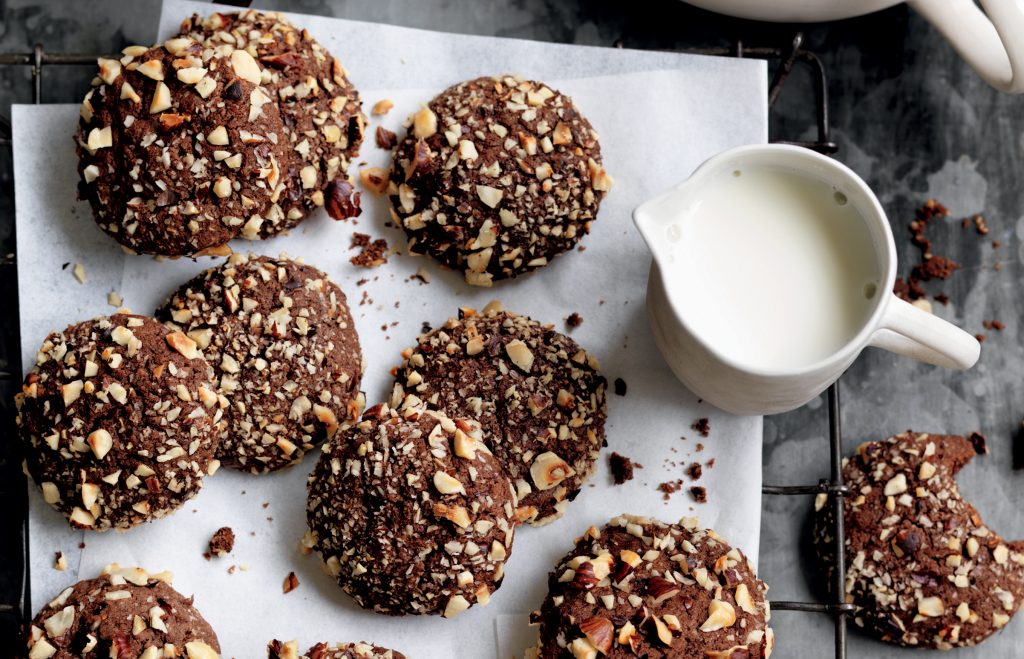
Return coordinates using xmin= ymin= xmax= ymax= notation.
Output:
xmin=908 ymin=0 xmax=1024 ymax=93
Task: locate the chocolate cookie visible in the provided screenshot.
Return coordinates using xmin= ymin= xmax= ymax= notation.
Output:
xmin=268 ymin=640 xmax=405 ymax=659
xmin=76 ymin=36 xmax=294 ymax=255
xmin=814 ymin=431 xmax=1024 ymax=649
xmin=180 ymin=10 xmax=366 ymax=233
xmin=393 ymin=303 xmax=606 ymax=525
xmin=16 ymin=314 xmax=220 ymax=531
xmin=531 ymin=515 xmax=774 ymax=658
xmin=25 ymin=564 xmax=220 ymax=658
xmin=306 ymin=398 xmax=517 ymax=617
xmin=388 ymin=75 xmax=613 ymax=286
xmin=156 ymin=253 xmax=364 ymax=473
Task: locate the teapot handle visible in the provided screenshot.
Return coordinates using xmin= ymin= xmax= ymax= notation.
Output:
xmin=908 ymin=0 xmax=1024 ymax=93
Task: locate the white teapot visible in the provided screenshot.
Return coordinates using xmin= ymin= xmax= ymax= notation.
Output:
xmin=683 ymin=0 xmax=1024 ymax=93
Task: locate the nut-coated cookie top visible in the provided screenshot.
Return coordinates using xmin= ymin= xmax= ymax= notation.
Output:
xmin=76 ymin=37 xmax=293 ymax=256
xmin=156 ymin=253 xmax=364 ymax=473
xmin=25 ymin=564 xmax=221 ymax=659
xmin=393 ymin=303 xmax=606 ymax=525
xmin=306 ymin=398 xmax=517 ymax=617
xmin=531 ymin=515 xmax=774 ymax=659
xmin=16 ymin=314 xmax=220 ymax=531
xmin=388 ymin=75 xmax=613 ymax=286
xmin=180 ymin=10 xmax=366 ymax=233
xmin=814 ymin=431 xmax=1024 ymax=649
xmin=268 ymin=640 xmax=405 ymax=659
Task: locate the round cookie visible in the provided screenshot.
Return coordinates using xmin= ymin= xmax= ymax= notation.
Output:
xmin=76 ymin=35 xmax=294 ymax=256
xmin=388 ymin=75 xmax=613 ymax=286
xmin=25 ymin=564 xmax=220 ymax=658
xmin=15 ymin=314 xmax=220 ymax=531
xmin=393 ymin=304 xmax=606 ymax=525
xmin=306 ymin=398 xmax=517 ymax=617
xmin=531 ymin=515 xmax=774 ymax=658
xmin=268 ymin=640 xmax=405 ymax=659
xmin=179 ymin=10 xmax=366 ymax=233
xmin=156 ymin=253 xmax=364 ymax=473
xmin=813 ymin=431 xmax=1024 ymax=649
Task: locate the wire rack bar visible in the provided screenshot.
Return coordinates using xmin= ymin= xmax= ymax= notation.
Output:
xmin=0 ymin=29 xmax=851 ymax=658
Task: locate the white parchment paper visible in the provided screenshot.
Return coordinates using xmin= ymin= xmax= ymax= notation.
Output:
xmin=14 ymin=3 xmax=767 ymax=656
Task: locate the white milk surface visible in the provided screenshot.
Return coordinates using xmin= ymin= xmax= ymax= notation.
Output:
xmin=662 ymin=168 xmax=881 ymax=370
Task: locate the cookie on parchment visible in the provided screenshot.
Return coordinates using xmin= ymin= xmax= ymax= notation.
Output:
xmin=393 ymin=303 xmax=606 ymax=525
xmin=156 ymin=253 xmax=364 ymax=473
xmin=76 ymin=37 xmax=293 ymax=256
xmin=25 ymin=564 xmax=220 ymax=659
xmin=306 ymin=398 xmax=517 ymax=617
xmin=268 ymin=640 xmax=405 ymax=659
xmin=530 ymin=515 xmax=774 ymax=658
xmin=16 ymin=314 xmax=220 ymax=531
xmin=813 ymin=431 xmax=1024 ymax=649
xmin=388 ymin=75 xmax=613 ymax=286
xmin=180 ymin=10 xmax=366 ymax=232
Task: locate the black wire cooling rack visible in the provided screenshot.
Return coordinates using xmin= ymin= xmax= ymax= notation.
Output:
xmin=0 ymin=26 xmax=854 ymax=658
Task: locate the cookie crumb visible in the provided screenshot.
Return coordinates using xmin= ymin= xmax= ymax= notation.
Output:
xmin=372 ymin=99 xmax=394 ymax=115
xmin=968 ymin=431 xmax=988 ymax=455
xmin=686 ymin=462 xmax=703 ymax=481
xmin=72 ymin=263 xmax=87 ymax=284
xmin=283 ymin=571 xmax=300 ymax=594
xmin=689 ymin=486 xmax=707 ymax=503
xmin=54 ymin=551 xmax=67 ymax=571
xmin=613 ymin=378 xmax=627 ymax=396
xmin=658 ymin=480 xmax=683 ymax=501
xmin=691 ymin=417 xmax=710 ymax=438
xmin=375 ymin=126 xmax=397 ymax=150
xmin=208 ymin=526 xmax=235 ymax=558
xmin=609 ymin=452 xmax=636 ymax=485
xmin=566 ymin=312 xmax=583 ymax=329
xmin=349 ymin=233 xmax=389 ymax=268
xmin=412 ymin=267 xmax=431 ymax=284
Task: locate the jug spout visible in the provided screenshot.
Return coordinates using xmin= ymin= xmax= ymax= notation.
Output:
xmin=632 ymin=189 xmax=683 ymax=269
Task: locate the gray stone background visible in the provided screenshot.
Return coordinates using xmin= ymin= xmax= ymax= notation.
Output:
xmin=1 ymin=1 xmax=1022 ymax=657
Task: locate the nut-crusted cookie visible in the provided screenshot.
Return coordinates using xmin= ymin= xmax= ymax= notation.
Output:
xmin=531 ymin=515 xmax=774 ymax=658
xmin=76 ymin=36 xmax=294 ymax=256
xmin=16 ymin=314 xmax=220 ymax=531
xmin=393 ymin=303 xmax=607 ymax=525
xmin=25 ymin=564 xmax=220 ymax=659
xmin=180 ymin=10 xmax=366 ymax=233
xmin=814 ymin=431 xmax=1024 ymax=649
xmin=306 ymin=398 xmax=517 ymax=617
xmin=268 ymin=640 xmax=405 ymax=659
xmin=388 ymin=75 xmax=613 ymax=286
xmin=156 ymin=253 xmax=364 ymax=473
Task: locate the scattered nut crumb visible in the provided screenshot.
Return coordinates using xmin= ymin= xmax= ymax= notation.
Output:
xmin=690 ymin=486 xmax=708 ymax=503
xmin=566 ymin=312 xmax=583 ymax=329
xmin=686 ymin=462 xmax=703 ymax=481
xmin=227 ymin=565 xmax=237 ymax=575
xmin=375 ymin=126 xmax=397 ymax=150
xmin=609 ymin=452 xmax=639 ymax=485
xmin=349 ymin=232 xmax=389 ymax=268
xmin=359 ymin=167 xmax=389 ymax=194
xmin=107 ymin=291 xmax=123 ymax=307
xmin=968 ymin=431 xmax=987 ymax=455
xmin=412 ymin=267 xmax=431 ymax=284
xmin=283 ymin=571 xmax=300 ymax=594
xmin=372 ymin=99 xmax=394 ymax=115
xmin=613 ymin=378 xmax=627 ymax=396
xmin=72 ymin=263 xmax=87 ymax=284
xmin=207 ymin=527 xmax=235 ymax=558
xmin=691 ymin=418 xmax=710 ymax=438
xmin=54 ymin=552 xmax=67 ymax=571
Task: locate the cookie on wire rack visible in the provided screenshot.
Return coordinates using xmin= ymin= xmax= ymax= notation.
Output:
xmin=76 ymin=36 xmax=294 ymax=255
xmin=393 ymin=302 xmax=607 ymax=526
xmin=814 ymin=431 xmax=1024 ymax=649
xmin=156 ymin=253 xmax=364 ymax=473
xmin=25 ymin=564 xmax=221 ymax=658
xmin=530 ymin=514 xmax=774 ymax=658
xmin=16 ymin=313 xmax=221 ymax=531
xmin=306 ymin=396 xmax=517 ymax=617
xmin=179 ymin=9 xmax=366 ymax=233
xmin=388 ymin=75 xmax=613 ymax=286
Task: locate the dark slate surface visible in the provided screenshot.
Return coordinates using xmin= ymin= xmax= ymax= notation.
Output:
xmin=2 ymin=1 xmax=1022 ymax=656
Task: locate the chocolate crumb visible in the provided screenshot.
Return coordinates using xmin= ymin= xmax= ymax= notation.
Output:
xmin=375 ymin=126 xmax=397 ymax=150
xmin=609 ymin=452 xmax=636 ymax=485
xmin=993 ymin=240 xmax=1002 ymax=248
xmin=968 ymin=431 xmax=988 ymax=455
xmin=934 ymin=293 xmax=949 ymax=306
xmin=283 ymin=571 xmax=300 ymax=594
xmin=686 ymin=462 xmax=703 ymax=481
xmin=993 ymin=320 xmax=1005 ymax=331
xmin=613 ymin=378 xmax=627 ymax=396
xmin=690 ymin=486 xmax=707 ymax=503
xmin=349 ymin=235 xmax=389 ymax=268
xmin=208 ymin=527 xmax=235 ymax=557
xmin=350 ymin=232 xmax=370 ymax=249
xmin=691 ymin=417 xmax=710 ymax=438
xmin=658 ymin=480 xmax=683 ymax=501
xmin=566 ymin=312 xmax=583 ymax=329
xmin=976 ymin=333 xmax=986 ymax=343
xmin=695 ymin=443 xmax=704 ymax=452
